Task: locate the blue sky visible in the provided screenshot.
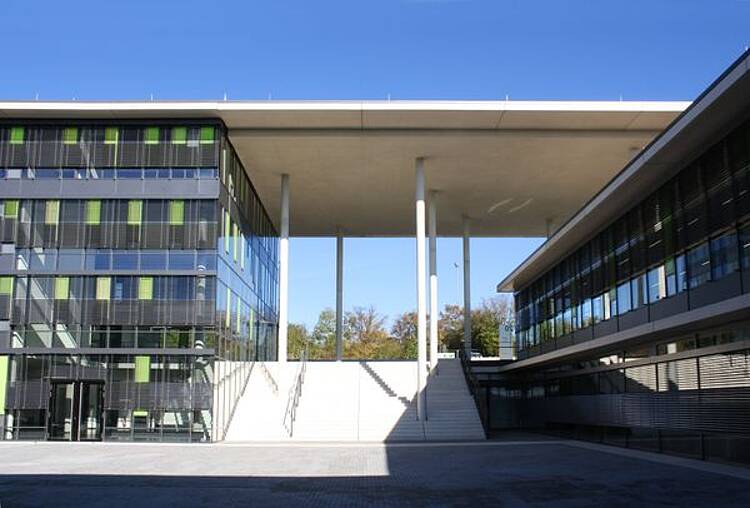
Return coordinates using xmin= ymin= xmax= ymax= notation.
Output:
xmin=2 ymin=0 xmax=749 ymax=328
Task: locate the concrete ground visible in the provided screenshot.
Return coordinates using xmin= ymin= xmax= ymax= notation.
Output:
xmin=0 ymin=437 xmax=749 ymax=507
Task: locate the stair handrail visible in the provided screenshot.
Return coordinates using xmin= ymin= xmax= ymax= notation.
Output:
xmin=283 ymin=344 xmax=309 ymax=437
xmin=458 ymin=349 xmax=489 ymax=437
xmin=259 ymin=361 xmax=279 ymax=396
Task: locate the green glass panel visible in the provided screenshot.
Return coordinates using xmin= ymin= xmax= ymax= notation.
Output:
xmin=199 ymin=126 xmax=214 ymax=144
xmin=0 ymin=277 xmax=13 ymax=295
xmin=135 ymin=356 xmax=150 ymax=383
xmin=225 ymin=287 xmax=231 ymax=328
xmin=144 ymin=127 xmax=159 ymax=145
xmin=224 ymin=210 xmax=230 ymax=253
xmin=171 ymin=127 xmax=187 ymax=145
xmin=104 ymin=127 xmax=119 ymax=144
xmin=127 ymin=200 xmax=142 ymax=226
xmin=0 ymin=356 xmax=8 ymax=414
xmin=9 ymin=127 xmax=24 ymax=144
xmin=133 ymin=409 xmax=148 ymax=417
xmin=3 ymin=200 xmax=19 ymax=219
xmin=236 ymin=297 xmax=241 ymax=333
xmin=63 ymin=127 xmax=78 ymax=145
xmin=96 ymin=277 xmax=111 ymax=300
xmin=233 ymin=222 xmax=238 ymax=262
xmin=54 ymin=277 xmax=69 ymax=300
xmin=86 ymin=200 xmax=101 ymax=225
xmin=139 ymin=277 xmax=153 ymax=300
xmin=169 ymin=200 xmax=184 ymax=225
xmin=45 ymin=200 xmax=60 ymax=225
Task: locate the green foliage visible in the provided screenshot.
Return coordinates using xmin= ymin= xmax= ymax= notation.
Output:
xmin=287 ymin=295 xmax=513 ymax=360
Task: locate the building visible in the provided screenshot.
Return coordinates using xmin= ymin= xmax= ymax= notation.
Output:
xmin=495 ymin=50 xmax=750 ymax=465
xmin=0 ymin=122 xmax=279 ymax=442
xmin=0 ymin=91 xmax=688 ymax=441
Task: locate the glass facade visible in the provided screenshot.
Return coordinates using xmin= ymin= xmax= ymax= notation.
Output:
xmin=0 ymin=122 xmax=279 ymax=442
xmin=514 ymin=116 xmax=750 ymax=358
xmin=482 ymin=322 xmax=750 ymax=466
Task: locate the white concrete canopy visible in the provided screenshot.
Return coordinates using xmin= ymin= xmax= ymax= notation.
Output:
xmin=0 ymin=100 xmax=688 ymax=237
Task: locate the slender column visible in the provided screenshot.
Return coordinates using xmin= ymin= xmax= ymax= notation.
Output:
xmin=428 ymin=191 xmax=439 ymax=374
xmin=335 ymin=229 xmax=344 ymax=361
xmin=415 ymin=158 xmax=428 ymax=421
xmin=462 ymin=216 xmax=472 ymax=358
xmin=278 ymin=174 xmax=290 ymax=365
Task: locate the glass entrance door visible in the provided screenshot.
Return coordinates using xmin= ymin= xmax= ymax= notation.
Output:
xmin=78 ymin=382 xmax=104 ymax=441
xmin=48 ymin=381 xmax=104 ymax=441
xmin=48 ymin=382 xmax=75 ymax=440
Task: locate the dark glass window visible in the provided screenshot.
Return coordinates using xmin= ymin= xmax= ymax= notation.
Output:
xmin=703 ymin=143 xmax=734 ymax=230
xmin=729 ymin=120 xmax=750 ymax=219
xmin=709 ymin=232 xmax=739 ymax=280
xmin=687 ymin=242 xmax=711 ymax=288
xmin=679 ymin=164 xmax=708 ymax=247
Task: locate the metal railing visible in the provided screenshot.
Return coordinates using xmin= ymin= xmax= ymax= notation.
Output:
xmin=458 ymin=348 xmax=489 ymax=437
xmin=283 ymin=345 xmax=308 ymax=437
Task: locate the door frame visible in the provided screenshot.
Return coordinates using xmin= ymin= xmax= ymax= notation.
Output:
xmin=47 ymin=379 xmax=105 ymax=442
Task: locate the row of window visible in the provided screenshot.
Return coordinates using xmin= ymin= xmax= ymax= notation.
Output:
xmin=0 ymin=126 xmax=216 ymax=146
xmin=0 ymin=167 xmax=218 ymax=180
xmin=0 ymin=275 xmax=215 ymax=302
xmin=0 ymin=125 xmax=220 ymax=170
xmin=5 ymin=248 xmax=218 ymax=273
xmin=515 ymin=116 xmax=750 ymax=350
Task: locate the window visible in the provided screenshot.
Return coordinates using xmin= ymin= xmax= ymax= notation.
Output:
xmin=616 ymin=281 xmax=631 ymax=315
xmin=45 ymin=200 xmax=59 ymax=225
xmin=9 ymin=127 xmax=24 ymax=144
xmin=648 ymin=265 xmax=667 ymax=303
xmin=135 ymin=356 xmax=150 ymax=383
xmin=127 ymin=200 xmax=142 ymax=226
xmin=144 ymin=127 xmax=159 ymax=145
xmin=139 ymin=277 xmax=153 ymax=300
xmin=710 ymin=232 xmax=739 ymax=280
xmin=4 ymin=200 xmax=19 ymax=219
xmin=63 ymin=127 xmax=78 ymax=145
xmin=104 ymin=127 xmax=119 ymax=145
xmin=199 ymin=126 xmax=214 ymax=144
xmin=86 ymin=200 xmax=101 ymax=225
xmin=665 ymin=255 xmax=687 ymax=296
xmin=741 ymin=223 xmax=750 ymax=270
xmin=96 ymin=277 xmax=111 ymax=300
xmin=687 ymin=242 xmax=711 ymax=288
xmin=169 ymin=200 xmax=184 ymax=226
xmin=171 ymin=127 xmax=187 ymax=145
xmin=54 ymin=277 xmax=69 ymax=300
xmin=0 ymin=276 xmax=13 ymax=296
xmin=631 ymin=273 xmax=648 ymax=310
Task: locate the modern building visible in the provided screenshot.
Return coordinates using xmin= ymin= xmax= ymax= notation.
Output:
xmin=0 ymin=67 xmax=697 ymax=443
xmin=494 ymin=50 xmax=750 ymax=465
xmin=0 ymin=122 xmax=279 ymax=442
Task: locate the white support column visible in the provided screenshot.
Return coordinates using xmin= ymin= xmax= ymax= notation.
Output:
xmin=428 ymin=191 xmax=439 ymax=374
xmin=462 ymin=216 xmax=472 ymax=358
xmin=415 ymin=158 xmax=427 ymax=421
xmin=278 ymin=174 xmax=290 ymax=365
xmin=335 ymin=229 xmax=344 ymax=361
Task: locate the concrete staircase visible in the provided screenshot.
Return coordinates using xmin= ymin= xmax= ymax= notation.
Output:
xmin=224 ymin=358 xmax=485 ymax=442
xmin=224 ymin=362 xmax=290 ymax=442
xmin=423 ymin=359 xmax=486 ymax=441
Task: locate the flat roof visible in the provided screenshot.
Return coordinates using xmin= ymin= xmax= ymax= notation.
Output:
xmin=0 ymin=100 xmax=688 ymax=237
xmin=497 ymin=50 xmax=750 ymax=293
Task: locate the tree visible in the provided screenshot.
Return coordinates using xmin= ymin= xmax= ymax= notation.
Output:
xmin=310 ymin=308 xmax=336 ymax=359
xmin=439 ymin=304 xmax=464 ymax=351
xmin=344 ymin=306 xmax=386 ymax=343
xmin=391 ymin=311 xmax=417 ymax=359
xmin=287 ymin=323 xmax=310 ymax=360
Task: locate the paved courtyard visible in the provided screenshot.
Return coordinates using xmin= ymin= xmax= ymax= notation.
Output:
xmin=0 ymin=437 xmax=749 ymax=507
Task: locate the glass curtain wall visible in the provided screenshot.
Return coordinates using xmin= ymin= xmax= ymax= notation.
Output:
xmin=515 ymin=116 xmax=750 ymax=358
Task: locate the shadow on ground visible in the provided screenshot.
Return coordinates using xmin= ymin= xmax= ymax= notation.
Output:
xmin=1 ymin=442 xmax=749 ymax=507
